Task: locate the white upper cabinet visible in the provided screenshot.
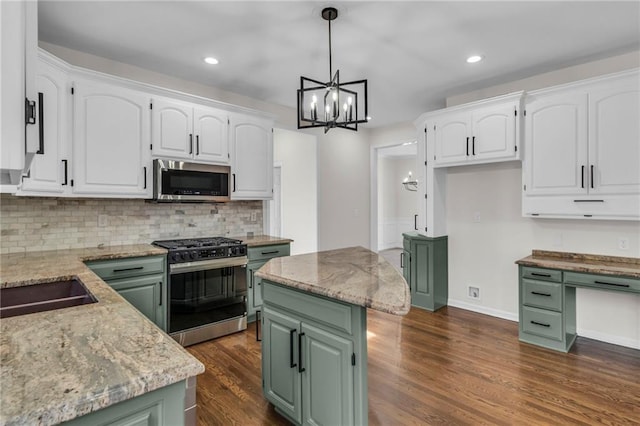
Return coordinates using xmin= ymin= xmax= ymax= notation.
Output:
xmin=431 ymin=92 xmax=522 ymax=168
xmin=72 ymin=79 xmax=151 ymax=197
xmin=230 ymin=114 xmax=273 ymax=200
xmin=588 ymin=75 xmax=640 ymax=196
xmin=18 ymin=54 xmax=70 ymax=195
xmin=152 ymin=97 xmax=229 ymax=164
xmin=434 ymin=113 xmax=470 ymax=165
xmin=193 ymin=107 xmax=229 ymax=163
xmin=522 ymin=69 xmax=640 ymax=220
xmin=0 ymin=0 xmax=39 ymax=186
xmin=523 ymin=92 xmax=588 ymax=196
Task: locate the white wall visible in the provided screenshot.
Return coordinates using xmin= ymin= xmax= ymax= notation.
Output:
xmin=317 ymin=128 xmax=371 ymax=251
xmin=273 ymin=128 xmax=318 ymax=255
xmin=440 ymin=51 xmax=640 ymax=349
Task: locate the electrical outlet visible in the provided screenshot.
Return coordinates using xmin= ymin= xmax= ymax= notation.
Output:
xmin=473 ymin=211 xmax=481 ymax=223
xmin=98 ymin=214 xmax=108 ymax=227
xmin=250 ymin=212 xmax=257 ymax=222
xmin=618 ymin=237 xmax=629 ymax=250
xmin=468 ymin=286 xmax=480 ymax=300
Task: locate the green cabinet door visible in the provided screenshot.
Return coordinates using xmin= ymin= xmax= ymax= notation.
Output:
xmin=262 ymin=306 xmax=302 ymax=424
xmin=301 ymin=322 xmax=354 ymax=426
xmin=411 ymin=239 xmax=432 ymax=307
xmin=247 ymin=260 xmax=267 ymax=319
xmin=108 ymin=274 xmax=166 ymax=331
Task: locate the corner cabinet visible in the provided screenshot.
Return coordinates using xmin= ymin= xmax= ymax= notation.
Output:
xmin=230 ymin=113 xmax=274 ymax=200
xmin=262 ymin=281 xmax=367 ymax=426
xmin=72 ymin=79 xmax=152 ymax=197
xmin=431 ymin=92 xmax=523 ymax=168
xmin=401 ymin=233 xmax=448 ymax=311
xmin=246 ymin=243 xmax=290 ymax=322
xmin=151 ymin=97 xmax=229 ymax=165
xmin=86 ymin=255 xmax=167 ymax=331
xmin=522 ymin=69 xmax=640 ymax=220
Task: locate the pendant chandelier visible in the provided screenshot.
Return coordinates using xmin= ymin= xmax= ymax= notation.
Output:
xmin=297 ymin=7 xmax=369 ymax=133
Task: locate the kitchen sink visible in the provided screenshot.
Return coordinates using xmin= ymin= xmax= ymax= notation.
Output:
xmin=0 ymin=279 xmax=97 ymax=318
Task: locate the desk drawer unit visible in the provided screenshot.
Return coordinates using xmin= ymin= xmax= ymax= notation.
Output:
xmin=522 ymin=279 xmax=562 ymax=311
xmin=521 ymin=306 xmax=563 ymax=341
xmin=564 ymin=272 xmax=640 ymax=293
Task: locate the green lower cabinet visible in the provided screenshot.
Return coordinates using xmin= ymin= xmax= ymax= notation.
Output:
xmin=61 ymin=380 xmax=186 ymax=426
xmin=86 ymin=256 xmax=167 ymax=331
xmin=402 ymin=233 xmax=448 ymax=311
xmin=247 ymin=243 xmax=291 ymax=322
xmin=518 ymin=265 xmax=577 ymax=353
xmin=261 ymin=280 xmax=367 ymax=426
xmin=108 ymin=274 xmax=166 ymax=331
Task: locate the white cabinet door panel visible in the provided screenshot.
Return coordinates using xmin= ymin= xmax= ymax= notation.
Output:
xmin=194 ymin=107 xmax=228 ymax=164
xmin=524 ymin=93 xmax=588 ymax=196
xmin=434 ymin=115 xmax=469 ymax=166
xmin=20 ymin=59 xmax=68 ymax=194
xmin=589 ymin=77 xmax=640 ymax=195
xmin=230 ymin=115 xmax=273 ymax=200
xmin=151 ymin=98 xmax=192 ymax=159
xmin=73 ymin=80 xmax=150 ymax=196
xmin=472 ymin=103 xmax=516 ymax=161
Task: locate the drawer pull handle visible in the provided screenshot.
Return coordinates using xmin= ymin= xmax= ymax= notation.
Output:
xmin=530 ymin=272 xmax=551 ymax=278
xmin=113 ymin=266 xmax=144 ymax=273
xmin=594 ymin=280 xmax=630 ymax=288
xmin=530 ymin=320 xmax=550 ymax=328
xmin=261 ymin=250 xmax=279 ymax=255
xmin=298 ymin=332 xmax=306 ymax=373
xmin=289 ymin=329 xmax=297 ymax=369
xmin=573 ymin=199 xmax=604 ymax=203
xmin=531 ymin=291 xmax=551 ymax=297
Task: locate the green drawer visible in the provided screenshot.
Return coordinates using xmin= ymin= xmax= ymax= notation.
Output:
xmin=564 ymin=271 xmax=640 ymax=293
xmin=521 ymin=306 xmax=563 ymax=341
xmin=86 ymin=255 xmax=165 ymax=281
xmin=247 ymin=244 xmax=290 ymax=261
xmin=521 ymin=266 xmax=562 ymax=283
xmin=522 ymin=279 xmax=562 ymax=311
xmin=262 ymin=281 xmax=353 ymax=335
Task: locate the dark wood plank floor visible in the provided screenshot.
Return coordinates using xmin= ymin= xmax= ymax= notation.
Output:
xmin=187 ymin=307 xmax=640 ymax=425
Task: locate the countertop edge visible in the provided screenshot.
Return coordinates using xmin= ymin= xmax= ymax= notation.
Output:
xmin=515 ymin=251 xmax=640 ymax=279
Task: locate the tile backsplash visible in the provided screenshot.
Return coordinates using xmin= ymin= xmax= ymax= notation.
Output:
xmin=0 ymin=194 xmax=263 ymax=253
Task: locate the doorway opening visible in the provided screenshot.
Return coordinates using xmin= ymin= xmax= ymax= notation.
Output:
xmin=370 ymin=141 xmax=418 ymax=268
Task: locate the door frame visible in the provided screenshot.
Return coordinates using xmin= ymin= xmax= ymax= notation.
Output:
xmin=369 ymin=140 xmax=417 ymax=253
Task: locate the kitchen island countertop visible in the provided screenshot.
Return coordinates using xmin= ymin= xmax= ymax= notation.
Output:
xmin=255 ymin=246 xmax=410 ymax=315
xmin=0 ymin=245 xmax=204 ymax=426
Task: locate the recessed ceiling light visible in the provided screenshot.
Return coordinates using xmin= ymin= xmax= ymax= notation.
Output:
xmin=204 ymin=57 xmax=219 ymax=65
xmin=466 ymin=55 xmax=483 ymax=64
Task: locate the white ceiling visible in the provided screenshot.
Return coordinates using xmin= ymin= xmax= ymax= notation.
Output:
xmin=38 ymin=1 xmax=640 ymax=128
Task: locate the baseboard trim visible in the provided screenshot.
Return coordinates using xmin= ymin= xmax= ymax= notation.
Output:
xmin=447 ymin=299 xmax=518 ymax=322
xmin=576 ymin=328 xmax=640 ymax=350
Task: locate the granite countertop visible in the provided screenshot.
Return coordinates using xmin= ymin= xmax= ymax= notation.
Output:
xmin=255 ymin=246 xmax=411 ymax=315
xmin=516 ymin=250 xmax=640 ymax=278
xmin=230 ymin=234 xmax=293 ymax=247
xmin=0 ymin=245 xmax=205 ymax=426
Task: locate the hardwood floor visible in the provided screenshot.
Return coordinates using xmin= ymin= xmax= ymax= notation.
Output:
xmin=186 ymin=307 xmax=640 ymax=425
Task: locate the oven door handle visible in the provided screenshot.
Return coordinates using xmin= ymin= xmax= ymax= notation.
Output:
xmin=169 ymin=256 xmax=248 ymax=274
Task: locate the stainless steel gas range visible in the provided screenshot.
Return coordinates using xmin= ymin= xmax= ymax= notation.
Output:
xmin=152 ymin=237 xmax=248 ymax=346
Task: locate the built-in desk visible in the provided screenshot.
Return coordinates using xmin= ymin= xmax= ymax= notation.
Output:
xmin=516 ymin=250 xmax=640 ymax=352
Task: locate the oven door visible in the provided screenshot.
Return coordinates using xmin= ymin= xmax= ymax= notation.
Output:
xmin=168 ymin=257 xmax=247 ymax=335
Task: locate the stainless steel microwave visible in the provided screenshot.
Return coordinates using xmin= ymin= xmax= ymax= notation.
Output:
xmin=153 ymin=159 xmax=230 ymax=202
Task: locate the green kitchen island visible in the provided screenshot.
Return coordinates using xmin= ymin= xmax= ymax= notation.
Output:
xmin=255 ymin=246 xmax=411 ymax=426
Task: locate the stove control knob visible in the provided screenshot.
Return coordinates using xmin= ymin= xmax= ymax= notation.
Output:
xmin=171 ymin=252 xmax=181 ymax=262
xmin=190 ymin=251 xmax=198 ymax=260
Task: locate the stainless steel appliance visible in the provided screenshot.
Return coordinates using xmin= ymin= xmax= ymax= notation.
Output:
xmin=152 ymin=237 xmax=248 ymax=346
xmin=153 ymin=159 xmax=231 ymax=203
